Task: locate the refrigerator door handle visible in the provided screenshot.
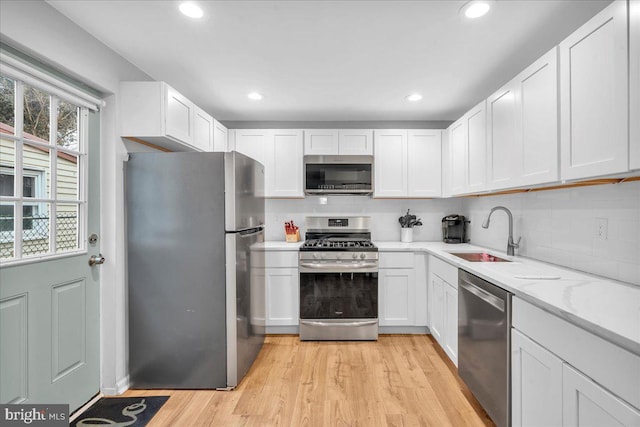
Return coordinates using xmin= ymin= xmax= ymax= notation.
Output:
xmin=238 ymin=227 xmax=265 ymax=237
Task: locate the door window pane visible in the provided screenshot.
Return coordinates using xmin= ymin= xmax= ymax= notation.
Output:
xmin=56 ymin=152 xmax=79 ymax=201
xmin=57 ymin=101 xmax=79 ymax=150
xmin=56 ymin=203 xmax=79 ymax=253
xmin=0 ymin=76 xmax=15 ymax=134
xmin=22 ymin=142 xmax=50 ymax=199
xmin=0 ymin=202 xmax=14 ymax=259
xmin=22 ymin=202 xmax=49 ymax=257
xmin=23 ymin=85 xmax=50 ymax=142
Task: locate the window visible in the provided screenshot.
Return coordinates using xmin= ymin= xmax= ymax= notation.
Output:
xmin=0 ymin=74 xmax=87 ymax=262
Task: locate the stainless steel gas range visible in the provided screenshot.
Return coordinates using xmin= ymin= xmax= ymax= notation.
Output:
xmin=298 ymin=216 xmax=378 ymax=341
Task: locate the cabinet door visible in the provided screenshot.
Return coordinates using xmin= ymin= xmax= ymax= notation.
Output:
xmin=487 ymin=80 xmax=520 ymax=190
xmin=429 ymin=274 xmax=444 ymax=344
xmin=443 ymin=282 xmax=458 ymax=365
xmin=213 ymin=120 xmax=228 ymax=152
xmin=304 ymin=130 xmax=339 ymax=155
xmin=563 ymin=364 xmax=640 ymax=426
xmin=373 ymin=130 xmax=408 ymax=197
xmin=448 ymin=119 xmax=467 ymax=195
xmin=265 ymin=268 xmax=299 ymax=326
xmin=379 ymin=268 xmax=415 ymax=326
xmin=560 ymin=0 xmax=628 ymax=180
xmin=407 ymin=130 xmax=442 ymax=197
xmin=165 ymin=85 xmax=194 ymax=145
xmin=466 ymin=102 xmax=487 ymax=192
xmin=193 ymin=106 xmax=213 ymax=151
xmin=511 ymin=329 xmax=563 ymax=427
xmin=517 ymin=48 xmax=559 ymax=186
xmin=631 ymin=0 xmax=640 ymax=170
xmin=233 ymin=129 xmax=270 ymax=167
xmin=338 ymin=130 xmax=373 ymax=155
xmin=270 ymin=130 xmax=304 ymax=198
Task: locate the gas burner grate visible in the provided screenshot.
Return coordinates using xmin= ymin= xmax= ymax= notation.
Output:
xmin=302 ymin=239 xmax=376 ymax=249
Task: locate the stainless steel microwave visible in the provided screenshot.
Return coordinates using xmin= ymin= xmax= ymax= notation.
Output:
xmin=304 ymin=155 xmax=373 ymax=195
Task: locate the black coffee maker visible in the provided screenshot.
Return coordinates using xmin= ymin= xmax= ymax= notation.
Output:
xmin=442 ymin=214 xmax=468 ymax=244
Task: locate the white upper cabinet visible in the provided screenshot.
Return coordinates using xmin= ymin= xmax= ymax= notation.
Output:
xmin=487 ymin=79 xmax=520 ymax=190
xmin=448 ymin=119 xmax=467 ymax=195
xmin=373 ymin=130 xmax=408 ymax=197
xmin=303 ymin=129 xmax=373 ymax=155
xmin=120 ymin=81 xmax=222 ymax=152
xmin=466 ymin=101 xmax=487 ymax=192
xmin=374 ymin=130 xmax=442 ymax=198
xmin=303 ymin=130 xmax=339 ymax=155
xmin=231 ymin=129 xmax=304 ymax=198
xmin=631 ymin=0 xmax=640 ymax=170
xmin=165 ymin=85 xmax=195 ymax=145
xmin=193 ymin=105 xmax=213 ymax=151
xmin=269 ymin=130 xmax=304 ymax=198
xmin=517 ymin=48 xmax=559 ymax=186
xmin=407 ymin=130 xmax=442 ymax=197
xmin=560 ymin=0 xmax=629 ymax=180
xmin=212 ymin=119 xmax=228 ymax=152
xmin=232 ymin=129 xmax=269 ymax=167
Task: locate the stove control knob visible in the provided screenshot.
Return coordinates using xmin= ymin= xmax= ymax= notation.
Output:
xmin=360 ymin=253 xmax=366 ymax=259
xmin=313 ymin=253 xmax=319 ymax=260
xmin=352 ymin=253 xmax=358 ymax=259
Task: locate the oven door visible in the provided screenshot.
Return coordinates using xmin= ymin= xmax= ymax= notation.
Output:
xmin=298 ymin=262 xmax=378 ymax=340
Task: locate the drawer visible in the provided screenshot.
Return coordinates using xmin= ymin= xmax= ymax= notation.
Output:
xmin=379 ymin=252 xmax=414 ymax=269
xmin=265 ymin=250 xmax=299 ymax=268
xmin=429 ymin=255 xmax=458 ymax=286
xmin=513 ymin=297 xmax=640 ymax=409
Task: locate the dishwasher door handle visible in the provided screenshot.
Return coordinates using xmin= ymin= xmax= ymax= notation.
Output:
xmin=459 ymin=279 xmax=505 ymax=312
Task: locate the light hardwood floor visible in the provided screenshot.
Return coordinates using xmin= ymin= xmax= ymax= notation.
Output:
xmin=122 ymin=335 xmax=495 ymax=426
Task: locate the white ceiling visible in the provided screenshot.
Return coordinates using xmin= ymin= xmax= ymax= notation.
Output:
xmin=47 ymin=0 xmax=610 ymax=122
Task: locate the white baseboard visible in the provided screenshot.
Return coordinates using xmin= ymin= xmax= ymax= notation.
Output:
xmin=116 ymin=375 xmax=130 ymax=395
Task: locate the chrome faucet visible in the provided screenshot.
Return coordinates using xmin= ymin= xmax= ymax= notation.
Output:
xmin=482 ymin=206 xmax=521 ymax=256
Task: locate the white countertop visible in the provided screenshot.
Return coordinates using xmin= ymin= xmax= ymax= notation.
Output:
xmin=262 ymin=239 xmax=640 ymax=355
xmin=375 ymin=241 xmax=640 ymax=356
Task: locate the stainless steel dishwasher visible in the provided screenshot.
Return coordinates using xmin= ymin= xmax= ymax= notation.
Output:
xmin=458 ymin=269 xmax=512 ymax=427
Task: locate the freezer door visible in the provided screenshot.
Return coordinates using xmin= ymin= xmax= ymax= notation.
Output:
xmin=126 ymin=152 xmax=227 ymax=389
xmin=226 ymin=227 xmax=266 ymax=387
xmin=225 ymin=151 xmax=265 ymax=231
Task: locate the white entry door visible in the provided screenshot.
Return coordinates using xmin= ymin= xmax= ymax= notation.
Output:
xmin=0 ymin=74 xmax=101 ymax=412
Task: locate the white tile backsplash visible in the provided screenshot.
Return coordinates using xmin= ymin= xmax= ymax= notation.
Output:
xmin=265 ymin=181 xmax=639 ymax=285
xmin=463 ymin=181 xmax=640 ymax=285
xmin=265 ymin=196 xmax=463 ymax=242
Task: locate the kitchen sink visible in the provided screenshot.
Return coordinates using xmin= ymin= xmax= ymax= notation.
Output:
xmin=448 ymin=252 xmax=511 ymax=262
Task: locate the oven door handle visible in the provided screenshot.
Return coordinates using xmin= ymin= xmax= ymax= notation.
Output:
xmin=300 ymin=320 xmax=379 ymax=327
xmin=299 ymin=261 xmax=378 ymax=273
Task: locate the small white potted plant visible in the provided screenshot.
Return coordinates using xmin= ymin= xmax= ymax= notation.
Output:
xmin=398 ymin=209 xmax=422 ymax=243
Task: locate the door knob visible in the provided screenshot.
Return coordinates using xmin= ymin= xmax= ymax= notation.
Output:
xmin=89 ymin=253 xmax=106 ymax=266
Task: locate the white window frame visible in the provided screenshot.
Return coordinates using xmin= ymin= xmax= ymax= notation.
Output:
xmin=0 ymin=165 xmax=47 ymax=242
xmin=0 ymin=74 xmax=89 ymax=264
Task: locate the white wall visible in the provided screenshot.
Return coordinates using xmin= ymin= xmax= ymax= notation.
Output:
xmin=266 ymin=196 xmax=463 ymax=242
xmin=462 ymin=181 xmax=640 ymax=286
xmin=1 ymin=0 xmax=151 ymax=395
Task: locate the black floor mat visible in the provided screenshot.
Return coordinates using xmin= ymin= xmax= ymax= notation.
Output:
xmin=71 ymin=396 xmax=169 ymax=427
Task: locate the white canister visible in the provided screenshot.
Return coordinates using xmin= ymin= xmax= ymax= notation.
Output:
xmin=400 ymin=228 xmax=413 ymax=243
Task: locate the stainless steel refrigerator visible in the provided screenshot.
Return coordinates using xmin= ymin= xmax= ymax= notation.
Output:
xmin=126 ymin=151 xmax=265 ymax=389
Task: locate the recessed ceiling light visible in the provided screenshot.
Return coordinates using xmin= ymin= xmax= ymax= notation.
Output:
xmin=179 ymin=2 xmax=204 ymax=19
xmin=406 ymin=94 xmax=423 ymax=102
xmin=248 ymin=92 xmax=263 ymax=101
xmin=461 ymin=1 xmax=492 ymax=19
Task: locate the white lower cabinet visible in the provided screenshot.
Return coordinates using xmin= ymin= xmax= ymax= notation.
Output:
xmin=442 ymin=282 xmax=458 ymax=364
xmin=563 ymin=364 xmax=640 ymax=427
xmin=378 ymin=252 xmax=427 ymax=328
xmin=512 ymin=297 xmax=640 ymax=426
xmin=379 ymin=268 xmax=416 ymax=326
xmin=265 ymin=251 xmax=299 ymax=330
xmin=512 ymin=329 xmax=563 ymax=427
xmin=428 ymin=255 xmax=458 ymax=365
